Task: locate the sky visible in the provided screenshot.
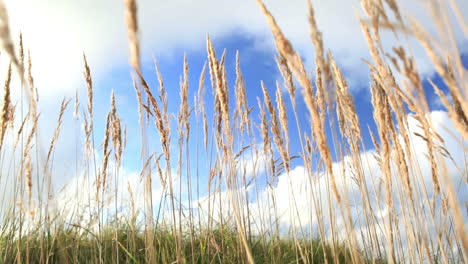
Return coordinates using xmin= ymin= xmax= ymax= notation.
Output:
xmin=1 ymin=0 xmax=467 ymax=237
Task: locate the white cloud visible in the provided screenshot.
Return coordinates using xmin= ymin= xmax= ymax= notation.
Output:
xmin=1 ymin=0 xmax=466 ymax=100
xmin=50 ymin=158 xmax=167 ymax=229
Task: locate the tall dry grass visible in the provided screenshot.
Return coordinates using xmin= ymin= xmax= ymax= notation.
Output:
xmin=0 ymin=0 xmax=466 ymax=263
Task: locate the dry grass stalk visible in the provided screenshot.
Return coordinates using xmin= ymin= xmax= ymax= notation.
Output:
xmin=110 ymin=92 xmax=123 ymax=166
xmin=275 ymin=82 xmax=289 ymax=159
xmin=83 ymin=54 xmax=93 ymax=122
xmin=369 ymin=73 xmax=413 ymax=200
xmin=21 ymin=113 xmax=38 ymax=222
xmin=155 ymin=155 xmax=166 ymax=190
xmin=23 ymin=115 xmax=38 ymax=155
xmin=34 ymin=78 xmax=39 ymax=103
xmin=148 ymin=60 xmax=175 ymax=246
xmin=306 ymin=0 xmax=331 ymax=107
xmin=19 ymin=33 xmax=24 ymax=69
xmin=127 ymin=181 xmax=136 ymax=222
xmin=329 ymin=53 xmax=361 ymax=153
xmin=371 ymin=77 xmax=396 ymax=263
xmin=99 ymin=112 xmax=112 ymax=192
xmin=382 ymin=70 xmax=411 ymax=152
xmin=256 ymin=0 xmax=340 ymax=202
xmin=262 ymin=81 xmax=289 ymax=173
xmin=207 ymin=36 xmax=232 ymax=151
xmin=220 ymin=50 xmax=229 ymax=109
xmin=205 ymin=37 xmax=223 ymax=149
xmin=153 ymin=59 xmax=169 ymax=126
xmin=124 ymin=0 xmax=140 ymax=71
xmin=74 ymin=89 xmax=79 ymax=120
xmin=205 ymin=43 xmax=254 ymax=262
xmin=137 ymin=70 xmax=170 ymax=162
xmin=314 ymin=65 xmax=327 ymax=128
xmin=178 ymin=54 xmax=190 ymax=137
xmin=13 ymin=112 xmax=29 ymax=150
xmin=83 ymin=54 xmax=94 ymax=157
xmin=386 ymin=44 xmax=442 ymax=197
xmin=206 ymin=36 xmax=217 ymax=93
xmin=359 ymin=19 xmax=416 ymax=195
xmin=258 ymin=97 xmax=275 ymax=180
xmin=445 ymin=62 xmax=468 ymax=125
xmin=24 ymin=153 xmax=32 ymax=212
xmin=207 ymin=52 xmax=222 ymax=148
xmin=177 ymin=55 xmax=193 ymax=260
xmin=136 ymin=64 xmax=176 ymax=261
xmin=138 ymin=75 xmax=162 ymax=141
xmin=0 ymin=63 xmax=12 ymax=148
xmin=26 ymin=50 xmax=38 ymax=117
xmin=235 ymin=51 xmax=251 ymax=134
xmin=328 ymin=54 xmax=366 ymax=264
xmin=329 ymin=54 xmax=381 ymax=261
xmin=196 ymin=62 xmax=209 ymax=150
xmin=359 ymin=19 xmax=385 ymax=71
xmin=446 ymin=0 xmax=468 ymax=37
xmin=393 ymin=131 xmax=412 ymax=198
xmin=391 ymin=45 xmax=429 ymax=114
xmin=433 ymin=61 xmax=468 ymax=136
xmin=275 ymin=55 xmax=296 ymax=104
xmin=132 ymin=78 xmax=146 ymax=159
xmin=431 ymin=81 xmax=468 ymax=139
xmin=0 ymin=1 xmax=22 ymax=76
xmin=82 ymin=112 xmax=89 ymax=147
xmin=44 ymin=98 xmax=71 ymax=172
xmin=360 ymin=0 xmax=395 ymax=42
xmin=207 ymin=43 xmax=225 ymax=151
xmin=196 ymin=63 xmax=206 ymax=118
xmin=384 ymin=0 xmax=403 ymax=24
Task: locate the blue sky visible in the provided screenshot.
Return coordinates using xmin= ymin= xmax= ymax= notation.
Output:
xmin=80 ymin=32 xmax=467 ymax=204
xmin=94 ymin=33 xmax=467 ymax=174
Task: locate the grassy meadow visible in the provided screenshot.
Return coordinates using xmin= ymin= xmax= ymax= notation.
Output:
xmin=0 ymin=0 xmax=467 ymax=263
